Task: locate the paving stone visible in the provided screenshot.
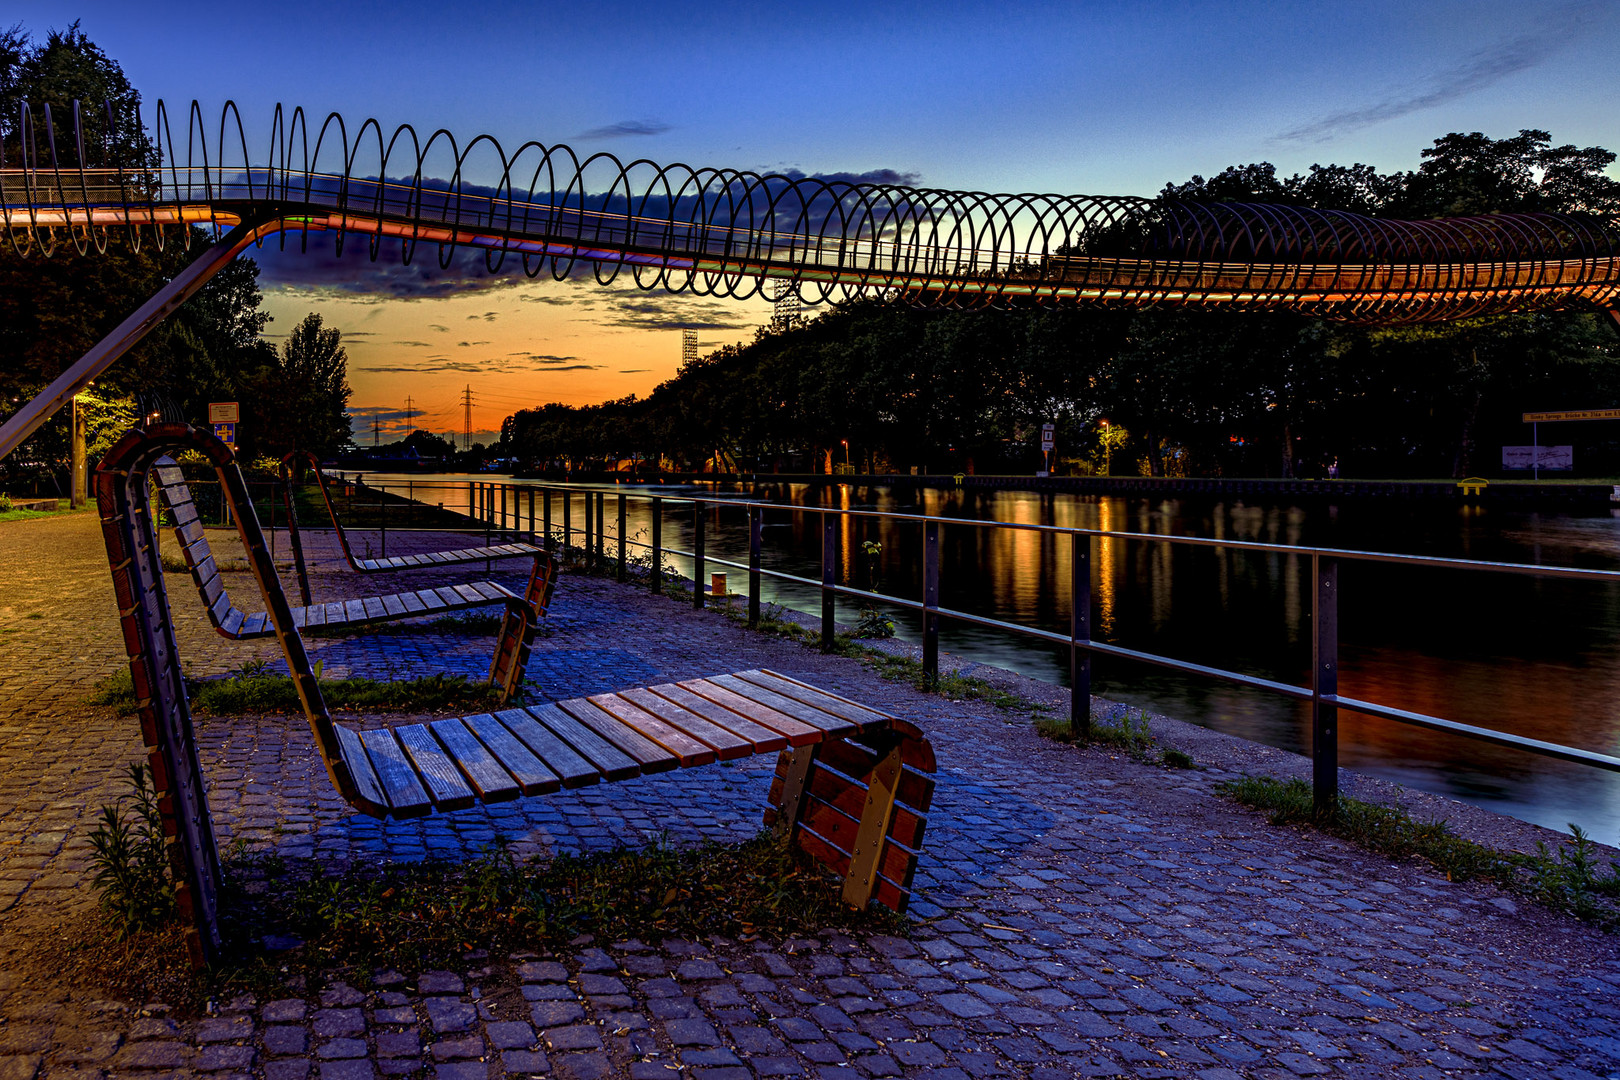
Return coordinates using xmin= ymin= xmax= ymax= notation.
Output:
xmin=264 ymin=1027 xmax=310 ymax=1057
xmin=544 ymin=1026 xmax=603 ymax=1052
xmin=375 ymin=1032 xmax=421 ymax=1059
xmin=425 ymin=998 xmax=479 ymax=1034
xmin=531 ymin=1001 xmax=586 ymax=1027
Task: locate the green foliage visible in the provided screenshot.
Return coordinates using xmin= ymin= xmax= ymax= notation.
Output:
xmin=240 ymin=832 xmax=903 ymax=971
xmin=852 ymin=606 xmax=896 ymax=639
xmin=87 ymin=763 xmax=178 ymax=937
xmin=1220 ymin=776 xmax=1620 ymax=928
xmin=0 ymin=494 xmax=12 ymax=512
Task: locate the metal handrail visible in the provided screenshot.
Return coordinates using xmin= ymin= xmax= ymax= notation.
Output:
xmin=398 ymin=476 xmax=1620 ymax=820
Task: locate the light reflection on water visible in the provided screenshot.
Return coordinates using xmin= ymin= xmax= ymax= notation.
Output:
xmin=358 ymin=472 xmax=1620 ymax=841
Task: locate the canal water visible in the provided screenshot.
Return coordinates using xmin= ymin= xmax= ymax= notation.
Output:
xmin=359 ymin=472 xmax=1620 ymax=843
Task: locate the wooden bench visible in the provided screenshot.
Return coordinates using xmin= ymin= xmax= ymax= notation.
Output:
xmin=278 ymin=451 xmax=546 ymax=605
xmin=152 ymin=457 xmax=556 ymax=704
xmin=97 ymin=423 xmax=938 ymax=967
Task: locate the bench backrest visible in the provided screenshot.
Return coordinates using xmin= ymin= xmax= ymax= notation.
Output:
xmin=151 ymin=459 xmax=250 ymax=635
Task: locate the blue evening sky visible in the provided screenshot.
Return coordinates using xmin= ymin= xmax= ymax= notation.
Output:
xmin=9 ymin=0 xmax=1619 ymax=436
xmin=13 ymin=0 xmax=1619 ymax=197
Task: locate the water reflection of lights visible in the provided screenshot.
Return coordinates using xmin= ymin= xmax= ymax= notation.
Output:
xmin=1097 ymin=497 xmax=1118 ymax=638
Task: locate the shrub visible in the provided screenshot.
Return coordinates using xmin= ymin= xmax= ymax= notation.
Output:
xmin=87 ymin=764 xmax=178 ymax=937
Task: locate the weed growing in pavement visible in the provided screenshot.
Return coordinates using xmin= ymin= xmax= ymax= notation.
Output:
xmin=86 ymin=763 xmax=177 ymax=938
xmin=1035 ymin=707 xmax=1162 ymax=758
xmin=1220 ymin=775 xmax=1620 ymax=928
xmin=853 ymin=606 xmax=897 ymax=638
xmin=87 ymin=666 xmax=504 ymax=716
xmin=241 ymin=831 xmax=903 ymax=972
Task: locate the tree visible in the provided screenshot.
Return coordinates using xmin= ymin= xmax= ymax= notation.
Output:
xmin=0 ymin=21 xmax=273 ymax=487
xmin=243 ymin=313 xmax=351 ymax=460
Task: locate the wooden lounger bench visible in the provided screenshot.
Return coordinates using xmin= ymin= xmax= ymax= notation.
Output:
xmin=278 ymin=451 xmax=546 ymax=604
xmin=152 ymin=456 xmax=556 ymax=704
xmin=98 ymin=424 xmax=939 ymax=967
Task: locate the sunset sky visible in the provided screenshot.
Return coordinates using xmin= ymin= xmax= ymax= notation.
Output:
xmin=10 ymin=0 xmax=1620 ymax=443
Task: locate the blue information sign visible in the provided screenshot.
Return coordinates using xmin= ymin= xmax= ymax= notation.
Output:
xmin=212 ymin=422 xmax=236 ymax=446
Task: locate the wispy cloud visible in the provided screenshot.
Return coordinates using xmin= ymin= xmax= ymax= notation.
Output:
xmin=619 ymin=368 xmax=651 ymax=373
xmin=1277 ymin=5 xmax=1598 ymax=143
xmin=577 ymin=119 xmax=672 ymax=141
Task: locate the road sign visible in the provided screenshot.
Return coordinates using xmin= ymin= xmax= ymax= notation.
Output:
xmin=209 ymin=401 xmax=239 ymax=424
xmin=1040 ymin=422 xmax=1055 ymax=452
xmin=1503 ymin=444 xmax=1572 ymax=470
xmin=1522 ymin=408 xmax=1620 ymax=423
xmin=212 ymin=422 xmax=236 ymax=448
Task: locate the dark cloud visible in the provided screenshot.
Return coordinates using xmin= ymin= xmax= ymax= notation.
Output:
xmin=519 ymin=294 xmax=579 ymax=306
xmin=394 ymin=340 xmax=432 ymax=347
xmin=1277 ymin=5 xmax=1597 ymax=143
xmin=512 ymin=353 xmax=583 ymax=364
xmin=577 ymin=119 xmax=673 ymax=140
xmin=456 ymin=341 xmax=492 ymax=347
xmin=595 ymin=294 xmax=753 ymax=332
xmin=619 ymin=368 xmax=651 ymax=373
xmin=780 ymin=167 xmax=923 ymax=188
xmin=429 ymin=324 xmax=450 ymax=332
xmin=254 ymin=232 xmax=522 ymax=301
xmin=468 ymin=312 xmax=499 ymax=321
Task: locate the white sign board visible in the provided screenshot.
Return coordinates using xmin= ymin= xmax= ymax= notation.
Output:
xmin=1502 ymin=445 xmax=1573 ymax=470
xmin=208 ymin=401 xmax=239 ymax=424
xmin=1040 ymin=423 xmax=1055 ymax=452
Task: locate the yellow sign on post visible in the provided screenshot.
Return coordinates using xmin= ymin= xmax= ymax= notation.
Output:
xmin=1522 ymin=408 xmax=1620 ymax=423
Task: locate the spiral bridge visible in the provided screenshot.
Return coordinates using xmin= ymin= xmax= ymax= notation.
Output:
xmin=3 ymin=100 xmax=1620 ymax=456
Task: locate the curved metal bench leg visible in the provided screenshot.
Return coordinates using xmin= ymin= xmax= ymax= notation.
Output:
xmin=96 ymin=452 xmax=224 ymax=966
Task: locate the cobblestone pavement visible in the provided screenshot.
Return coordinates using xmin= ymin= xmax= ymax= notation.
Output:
xmin=2 ymin=511 xmax=1619 ymax=1080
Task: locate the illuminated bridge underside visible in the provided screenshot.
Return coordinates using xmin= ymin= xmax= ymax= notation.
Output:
xmin=1 ymin=101 xmax=1617 ymax=324
xmin=2 ymin=101 xmax=1619 ymax=458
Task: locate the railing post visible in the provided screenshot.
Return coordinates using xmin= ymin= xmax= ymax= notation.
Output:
xmin=922 ymin=519 xmax=940 ymax=685
xmin=543 ymin=489 xmax=553 ymax=551
xmin=651 ymin=496 xmax=663 ymax=594
xmin=1071 ymin=530 xmax=1092 ymax=737
xmin=562 ymin=491 xmax=572 ymax=556
xmin=528 ymin=488 xmax=536 ymax=544
xmin=821 ymin=510 xmax=836 ymax=651
xmin=617 ymin=492 xmax=627 ymax=582
xmin=692 ymin=500 xmax=706 ymax=609
xmin=596 ymin=492 xmax=606 ymax=569
xmin=748 ymin=504 xmax=763 ymax=629
xmin=584 ymin=489 xmax=595 ymax=570
xmin=378 ymin=483 xmax=387 ymax=559
xmin=1312 ymin=552 xmax=1339 ymax=818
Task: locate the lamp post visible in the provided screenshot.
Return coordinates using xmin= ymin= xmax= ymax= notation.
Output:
xmin=1100 ymin=418 xmax=1111 ymax=476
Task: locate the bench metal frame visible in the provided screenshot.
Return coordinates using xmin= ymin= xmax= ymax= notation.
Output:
xmin=150 ymin=448 xmax=555 ymax=706
xmin=278 ymin=450 xmax=546 ymax=607
xmin=96 ymin=424 xmax=937 ymax=967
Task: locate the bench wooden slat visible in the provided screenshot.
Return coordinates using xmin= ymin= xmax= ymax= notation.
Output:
xmin=495 ymin=708 xmax=601 ymax=787
xmin=399 ymin=590 xmax=428 ymax=614
xmin=677 ymin=679 xmax=831 ymax=742
xmin=238 ymin=613 xmax=269 ymax=637
xmin=359 ymin=727 xmax=433 ymax=816
xmin=334 ymin=725 xmax=390 ymax=816
xmin=768 ymin=761 xmax=928 ymax=848
xmin=381 ymin=593 xmax=407 ymax=617
xmin=431 ymin=586 xmax=464 ymax=608
xmin=343 ymin=598 xmax=367 ymax=624
xmin=297 ymin=602 xmax=322 ymax=628
xmin=357 ymin=559 xmax=381 ymax=571
xmin=617 ymin=686 xmax=763 ymax=758
xmin=219 ymin=607 xmax=245 ymax=637
xmin=705 ymin=674 xmax=855 ymax=735
xmin=360 ymin=596 xmax=385 ymax=621
xmin=451 ymin=583 xmax=488 ymax=606
xmin=557 ymin=699 xmax=680 ymax=773
xmin=587 ymin=693 xmax=717 ymax=767
xmin=525 ymin=702 xmax=642 ymax=780
xmin=739 ymin=670 xmax=893 ymax=727
xmin=462 ymin=713 xmax=560 ymax=796
xmin=394 ymin=723 xmax=477 ymax=811
xmin=430 ymin=718 xmax=521 ymax=802
xmin=814 ymin=738 xmax=936 ymax=812
xmin=650 ymin=682 xmax=819 ymax=747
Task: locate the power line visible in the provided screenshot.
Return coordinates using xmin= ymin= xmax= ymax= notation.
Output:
xmin=404 ymin=395 xmax=415 ymax=435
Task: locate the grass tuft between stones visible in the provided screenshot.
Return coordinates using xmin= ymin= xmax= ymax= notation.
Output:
xmin=74 ymin=827 xmax=906 ymax=1010
xmin=1221 ymin=775 xmax=1620 ymax=929
xmin=87 ymin=665 xmax=506 ymax=716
